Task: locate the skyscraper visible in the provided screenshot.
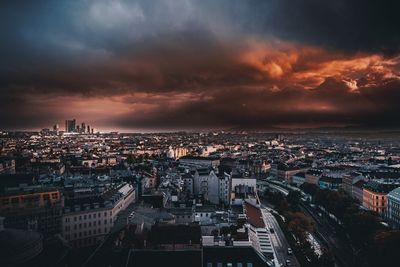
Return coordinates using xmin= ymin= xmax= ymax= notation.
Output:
xmin=53 ymin=124 xmax=59 ymax=133
xmin=65 ymin=119 xmax=76 ymax=133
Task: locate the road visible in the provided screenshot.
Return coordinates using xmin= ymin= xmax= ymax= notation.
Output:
xmin=259 ymin=199 xmax=300 ymax=267
xmin=265 ymin=180 xmax=353 ymax=267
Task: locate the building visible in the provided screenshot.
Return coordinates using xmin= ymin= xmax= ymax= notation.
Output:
xmin=193 ymin=168 xmax=219 ymax=204
xmin=65 ymin=119 xmax=76 ymax=133
xmin=342 ymin=172 xmax=364 ymax=197
xmin=386 ymin=187 xmax=400 ymax=229
xmin=230 ymin=175 xmax=257 ymax=205
xmin=318 ymin=176 xmax=342 ymax=190
xmin=292 ymin=172 xmax=306 ymax=186
xmin=218 ymin=172 xmax=231 ymax=205
xmin=272 ymin=163 xmax=308 ymax=183
xmin=305 ymin=169 xmax=323 ymax=185
xmin=180 ymin=156 xmax=220 ymax=168
xmin=62 ymin=183 xmax=135 ymax=247
xmin=0 ymin=187 xmax=63 ymax=237
xmin=181 ymin=172 xmax=194 ymax=196
xmin=167 ymin=146 xmax=188 ymax=159
xmin=352 ymin=179 xmax=367 ymax=203
xmin=362 ymin=180 xmax=400 ymax=215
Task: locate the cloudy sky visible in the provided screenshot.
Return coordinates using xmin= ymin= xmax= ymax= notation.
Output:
xmin=1 ymin=0 xmax=400 ymax=131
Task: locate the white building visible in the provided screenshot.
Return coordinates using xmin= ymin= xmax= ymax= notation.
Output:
xmin=218 ymin=172 xmax=231 ymax=205
xmin=230 ymin=176 xmax=257 ymax=205
xmin=62 ymin=183 xmax=135 ymax=247
xmin=193 ymin=168 xmax=219 ymax=204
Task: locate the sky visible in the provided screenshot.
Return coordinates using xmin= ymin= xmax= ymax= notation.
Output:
xmin=1 ymin=0 xmax=400 ymax=132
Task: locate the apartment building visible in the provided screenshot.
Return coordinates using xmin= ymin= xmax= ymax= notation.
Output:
xmin=62 ymin=183 xmax=135 ymax=247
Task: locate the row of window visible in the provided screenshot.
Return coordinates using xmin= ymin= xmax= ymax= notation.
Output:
xmin=65 ymin=211 xmax=112 ymax=223
xmin=65 ymin=219 xmax=112 ymax=231
xmin=65 ymin=228 xmax=108 ymax=240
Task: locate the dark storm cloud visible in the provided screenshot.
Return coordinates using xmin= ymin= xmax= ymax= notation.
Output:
xmin=0 ymin=0 xmax=399 ymax=130
xmin=114 ymin=77 xmax=400 ymax=130
xmin=230 ymin=0 xmax=400 ymax=54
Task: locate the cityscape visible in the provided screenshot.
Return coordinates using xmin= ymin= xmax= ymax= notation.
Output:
xmin=1 ymin=1 xmax=400 ymax=267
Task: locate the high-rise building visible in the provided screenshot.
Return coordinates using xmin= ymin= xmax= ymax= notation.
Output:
xmin=81 ymin=122 xmax=86 ymax=133
xmin=87 ymin=125 xmax=90 ymax=134
xmin=65 ymin=119 xmax=76 ymax=133
xmin=53 ymin=123 xmax=59 ymax=133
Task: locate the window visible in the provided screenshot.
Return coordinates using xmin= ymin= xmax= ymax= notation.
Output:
xmin=207 ymin=263 xmax=212 ymax=267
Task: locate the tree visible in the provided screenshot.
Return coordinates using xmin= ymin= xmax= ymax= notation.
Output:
xmin=343 ymin=212 xmax=383 ymax=247
xmin=288 ymin=212 xmax=314 ymax=242
xmin=370 ymin=230 xmax=400 ymax=266
xmin=287 ymin=191 xmax=301 ymax=208
xmin=300 ymin=183 xmax=319 ymax=197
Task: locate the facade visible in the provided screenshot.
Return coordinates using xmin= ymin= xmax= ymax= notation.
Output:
xmin=167 ymin=147 xmax=188 ymax=159
xmin=65 ymin=119 xmax=76 ymax=133
xmin=218 ymin=172 xmax=231 ymax=205
xmin=273 ymin=163 xmax=308 ymax=183
xmin=0 ymin=187 xmax=62 ymax=236
xmin=292 ymin=172 xmax=306 ymax=186
xmin=181 ymin=173 xmax=194 ymax=196
xmin=386 ymin=187 xmax=400 ymax=229
xmin=62 ymin=183 xmax=135 ymax=247
xmin=318 ymin=176 xmax=342 ymax=190
xmin=193 ymin=168 xmax=219 ymax=204
xmin=179 ymin=156 xmax=220 ymax=168
xmin=352 ymin=179 xmax=367 ymax=203
xmin=342 ymin=172 xmax=364 ymax=197
xmin=362 ymin=180 xmax=400 ymax=215
xmin=230 ymin=176 xmax=257 ymax=205
xmin=305 ymin=169 xmax=323 ymax=185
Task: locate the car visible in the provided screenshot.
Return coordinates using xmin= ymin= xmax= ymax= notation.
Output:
xmin=286 ymin=259 xmax=291 ymax=266
xmin=287 ymin=248 xmax=292 ymax=255
xmin=269 ymin=228 xmax=275 ymax=233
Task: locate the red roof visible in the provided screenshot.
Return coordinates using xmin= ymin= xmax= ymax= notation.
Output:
xmin=245 ymin=202 xmax=265 ymax=228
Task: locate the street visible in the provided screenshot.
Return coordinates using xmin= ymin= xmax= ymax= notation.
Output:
xmin=260 ymin=202 xmax=300 ymax=267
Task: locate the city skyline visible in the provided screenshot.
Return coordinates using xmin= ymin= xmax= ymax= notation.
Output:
xmin=1 ymin=1 xmax=399 ymax=132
